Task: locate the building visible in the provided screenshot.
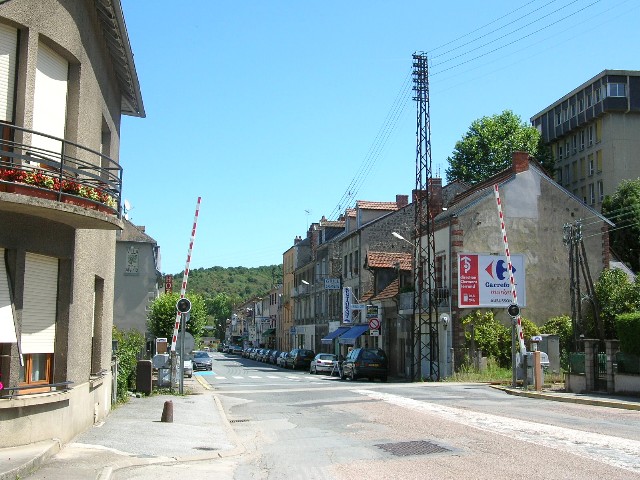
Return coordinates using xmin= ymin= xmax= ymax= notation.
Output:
xmin=531 ymin=70 xmax=640 ymax=210
xmin=113 ymin=221 xmax=161 ymax=351
xmin=425 ymin=152 xmax=611 ymax=369
xmin=0 ymin=0 xmax=143 ymax=448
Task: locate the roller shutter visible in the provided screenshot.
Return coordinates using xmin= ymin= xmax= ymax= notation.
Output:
xmin=32 ymin=42 xmax=68 ymax=155
xmin=0 ymin=248 xmax=17 ymax=343
xmin=0 ymin=23 xmax=17 ymax=122
xmin=21 ymin=253 xmax=58 ymax=354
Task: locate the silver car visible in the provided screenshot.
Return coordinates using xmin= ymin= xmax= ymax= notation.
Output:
xmin=310 ymin=353 xmax=337 ymax=374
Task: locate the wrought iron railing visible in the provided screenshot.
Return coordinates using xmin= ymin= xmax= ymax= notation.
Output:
xmin=0 ymin=122 xmax=122 ymax=214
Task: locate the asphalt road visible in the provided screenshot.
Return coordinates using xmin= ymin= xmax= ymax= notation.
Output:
xmin=197 ymin=351 xmax=640 ymax=479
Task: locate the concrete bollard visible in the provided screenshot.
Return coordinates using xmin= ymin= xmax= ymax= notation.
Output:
xmin=161 ymin=400 xmax=173 ymax=423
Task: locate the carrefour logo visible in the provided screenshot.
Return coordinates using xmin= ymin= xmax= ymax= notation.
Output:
xmin=485 ymin=259 xmax=516 ymax=281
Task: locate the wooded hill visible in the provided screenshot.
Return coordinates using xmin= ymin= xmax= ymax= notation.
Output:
xmin=172 ymin=265 xmax=282 ymax=301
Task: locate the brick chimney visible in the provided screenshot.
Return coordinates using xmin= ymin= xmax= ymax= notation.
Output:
xmin=294 ymin=235 xmax=302 ymax=245
xmin=512 ymin=151 xmax=530 ymax=174
xmin=396 ymin=194 xmax=409 ymax=208
xmin=428 ymin=178 xmax=443 ymax=214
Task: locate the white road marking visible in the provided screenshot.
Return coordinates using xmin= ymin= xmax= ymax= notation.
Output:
xmin=354 ymin=389 xmax=640 ymax=474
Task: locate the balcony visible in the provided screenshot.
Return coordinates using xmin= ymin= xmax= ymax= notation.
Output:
xmin=0 ymin=122 xmax=122 ymax=230
xmin=398 ymin=287 xmax=450 ymax=314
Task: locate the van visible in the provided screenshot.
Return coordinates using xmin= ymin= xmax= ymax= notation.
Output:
xmin=341 ymin=348 xmax=388 ymax=382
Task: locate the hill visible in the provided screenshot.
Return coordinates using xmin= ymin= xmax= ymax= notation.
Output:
xmin=172 ymin=265 xmax=282 ymax=301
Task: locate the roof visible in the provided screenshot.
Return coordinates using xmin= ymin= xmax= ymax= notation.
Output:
xmin=356 ymin=200 xmax=400 ymax=211
xmin=95 ymin=0 xmax=145 ymax=117
xmin=117 ymin=220 xmax=157 ymax=243
xmin=373 ymin=278 xmax=400 ymax=301
xmin=319 ymin=220 xmax=345 ymax=228
xmin=366 ymin=251 xmax=412 ymax=271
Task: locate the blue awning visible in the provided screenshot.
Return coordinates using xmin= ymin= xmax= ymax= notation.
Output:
xmin=320 ymin=326 xmax=350 ymax=344
xmin=338 ymin=324 xmax=370 ymax=345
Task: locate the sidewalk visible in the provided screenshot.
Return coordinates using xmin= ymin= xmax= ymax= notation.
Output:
xmin=0 ymin=375 xmax=242 ymax=480
xmin=492 ymin=384 xmax=640 ymax=411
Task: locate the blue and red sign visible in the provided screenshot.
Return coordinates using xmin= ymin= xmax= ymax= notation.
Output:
xmin=458 ymin=253 xmax=526 ymax=308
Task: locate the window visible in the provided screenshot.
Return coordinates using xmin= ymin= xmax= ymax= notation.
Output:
xmin=579 ymin=157 xmax=585 ymax=179
xmin=589 ymin=183 xmax=595 ymax=205
xmin=581 ymin=186 xmax=587 ymax=204
xmin=596 ymin=150 xmax=603 ymax=172
xmin=565 ymin=141 xmax=570 ymax=157
xmin=19 ymin=353 xmax=53 ymax=391
xmin=557 ymin=144 xmax=563 ymax=160
xmin=571 ymin=162 xmax=578 ymax=182
xmin=578 ymin=97 xmax=584 ymax=112
xmin=564 ymin=165 xmax=570 ymax=185
xmin=572 ymin=135 xmax=577 ymax=154
xmin=555 ymin=112 xmax=561 ymax=126
xmin=598 ymin=181 xmax=604 ymax=203
xmin=607 ymin=83 xmax=626 ymax=97
xmin=595 ymin=119 xmax=602 ymax=143
xmin=580 ymin=130 xmax=585 ymax=150
xmin=595 ymin=86 xmax=601 ymax=103
xmin=588 ymin=125 xmax=594 ymax=146
xmin=557 ymin=168 xmax=562 ymax=183
xmin=586 ymin=92 xmax=592 ymax=107
xmin=588 ymin=154 xmax=594 ymax=176
xmin=570 ymin=103 xmax=576 ymax=118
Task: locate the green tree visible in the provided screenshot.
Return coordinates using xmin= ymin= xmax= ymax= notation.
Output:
xmin=462 ymin=310 xmax=511 ymax=367
xmin=112 ymin=326 xmax=145 ymax=401
xmin=445 ymin=110 xmax=554 ymax=185
xmin=602 ymin=178 xmax=640 ymax=272
xmin=594 ymin=268 xmax=640 ymax=339
xmin=205 ymin=292 xmax=241 ymax=340
xmin=147 ymin=292 xmax=208 ymax=341
xmin=540 ymin=315 xmax=573 ymax=369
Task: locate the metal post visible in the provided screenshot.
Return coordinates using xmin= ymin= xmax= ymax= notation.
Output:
xmin=179 ymin=312 xmax=185 ymax=394
xmin=512 ymin=320 xmax=517 ymax=387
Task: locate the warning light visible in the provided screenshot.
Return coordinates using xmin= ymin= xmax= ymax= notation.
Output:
xmin=176 ymin=298 xmax=192 ymax=314
xmin=507 ymin=303 xmax=520 ymax=318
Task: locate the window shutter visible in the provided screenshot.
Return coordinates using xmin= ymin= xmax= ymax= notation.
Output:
xmin=0 ymin=23 xmax=17 ymax=122
xmin=0 ymin=248 xmax=18 ymax=343
xmin=21 ymin=253 xmax=58 ymax=354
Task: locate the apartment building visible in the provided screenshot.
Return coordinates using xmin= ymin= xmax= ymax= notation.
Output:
xmin=0 ymin=0 xmax=144 ymax=447
xmin=531 ymin=70 xmax=640 ymax=210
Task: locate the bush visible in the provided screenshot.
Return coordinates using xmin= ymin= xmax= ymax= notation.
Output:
xmin=462 ymin=310 xmax=510 ymax=368
xmin=113 ymin=326 xmax=145 ymax=402
xmin=541 ymin=315 xmax=573 ymax=370
xmin=616 ymin=312 xmax=640 ymax=356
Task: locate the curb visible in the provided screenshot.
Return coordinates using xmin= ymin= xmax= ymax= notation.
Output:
xmin=0 ymin=439 xmax=61 ymax=480
xmin=492 ymin=385 xmax=640 ymax=411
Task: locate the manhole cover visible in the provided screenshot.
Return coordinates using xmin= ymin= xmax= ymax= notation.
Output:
xmin=375 ymin=440 xmax=450 ymax=457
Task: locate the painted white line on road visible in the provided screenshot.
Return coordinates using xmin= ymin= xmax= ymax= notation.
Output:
xmin=248 ymin=376 xmax=261 ymax=379
xmin=232 ymin=376 xmax=244 ymax=379
xmin=214 ymin=376 xmax=226 ymax=380
xmin=354 ymin=389 xmax=640 ymax=474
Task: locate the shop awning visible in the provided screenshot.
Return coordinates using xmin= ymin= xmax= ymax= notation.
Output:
xmin=262 ymin=328 xmax=276 ymax=336
xmin=338 ymin=324 xmax=370 ymax=345
xmin=320 ymin=326 xmax=350 ymax=344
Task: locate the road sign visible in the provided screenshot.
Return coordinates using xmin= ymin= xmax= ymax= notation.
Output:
xmin=368 ymin=318 xmax=380 ymax=330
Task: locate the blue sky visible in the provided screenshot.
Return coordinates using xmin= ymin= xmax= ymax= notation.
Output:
xmin=119 ymin=0 xmax=640 ymax=274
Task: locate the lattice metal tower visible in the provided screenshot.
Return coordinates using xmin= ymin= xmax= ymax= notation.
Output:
xmin=411 ymin=52 xmax=439 ymax=381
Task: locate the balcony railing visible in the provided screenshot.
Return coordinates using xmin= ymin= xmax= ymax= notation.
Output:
xmin=0 ymin=122 xmax=122 ymax=215
xmin=399 ymin=287 xmax=450 ymax=311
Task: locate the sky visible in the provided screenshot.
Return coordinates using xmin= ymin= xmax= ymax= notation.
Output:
xmin=118 ymin=0 xmax=640 ymax=274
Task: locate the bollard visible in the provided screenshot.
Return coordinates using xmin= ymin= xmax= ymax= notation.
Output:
xmin=161 ymin=400 xmax=173 ymax=423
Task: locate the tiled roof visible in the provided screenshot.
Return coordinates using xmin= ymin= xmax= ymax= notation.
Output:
xmin=373 ymin=278 xmax=400 ymax=300
xmin=118 ymin=220 xmax=157 ymax=243
xmin=366 ymin=251 xmax=412 ymax=271
xmin=320 ymin=220 xmax=345 ymax=228
xmin=345 ymin=208 xmax=356 ymax=217
xmin=356 ymin=200 xmax=399 ymax=211
xmin=360 ymin=289 xmax=374 ymax=302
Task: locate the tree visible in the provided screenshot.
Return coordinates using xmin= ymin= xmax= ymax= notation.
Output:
xmin=593 ymin=267 xmax=640 ymax=339
xmin=147 ymin=292 xmax=208 ymax=341
xmin=462 ymin=310 xmax=511 ymax=367
xmin=445 ymin=110 xmax=554 ymax=185
xmin=204 ymin=292 xmax=241 ymax=340
xmin=112 ymin=326 xmax=145 ymax=401
xmin=602 ymin=178 xmax=640 ymax=272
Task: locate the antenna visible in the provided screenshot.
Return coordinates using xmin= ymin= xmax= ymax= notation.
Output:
xmin=123 ymin=199 xmax=133 ymax=221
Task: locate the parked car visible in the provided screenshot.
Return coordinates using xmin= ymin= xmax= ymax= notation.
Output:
xmin=286 ymin=348 xmax=316 ymax=370
xmin=310 ymin=353 xmax=337 ymax=374
xmin=217 ymin=343 xmax=225 ymax=352
xmin=276 ymin=352 xmax=289 ymax=367
xmin=230 ymin=345 xmax=243 ymax=355
xmin=268 ymin=350 xmax=281 ymax=364
xmin=258 ymin=349 xmax=271 ymax=362
xmin=183 ymin=357 xmax=193 ymax=378
xmin=192 ymin=351 xmax=213 ymax=371
xmin=341 ymin=348 xmax=388 ymax=382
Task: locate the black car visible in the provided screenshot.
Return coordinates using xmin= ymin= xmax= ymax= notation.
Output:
xmin=192 ymin=351 xmax=213 ymax=371
xmin=341 ymin=348 xmax=388 ymax=382
xmin=286 ymin=348 xmax=315 ymax=370
xmin=268 ymin=350 xmax=281 ymax=364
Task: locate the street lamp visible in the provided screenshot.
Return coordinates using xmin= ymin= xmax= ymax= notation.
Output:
xmin=301 ymin=279 xmax=309 ymax=285
xmin=392 ymin=231 xmax=408 ymax=242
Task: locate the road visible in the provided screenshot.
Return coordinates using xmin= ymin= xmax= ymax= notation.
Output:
xmin=127 ymin=351 xmax=640 ymax=479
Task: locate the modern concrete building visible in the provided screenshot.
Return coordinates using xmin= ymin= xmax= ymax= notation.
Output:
xmin=531 ymin=70 xmax=640 ymax=210
xmin=0 ymin=0 xmax=143 ymax=448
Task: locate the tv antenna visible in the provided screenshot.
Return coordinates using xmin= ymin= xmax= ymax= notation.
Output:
xmin=123 ymin=199 xmax=133 ymax=221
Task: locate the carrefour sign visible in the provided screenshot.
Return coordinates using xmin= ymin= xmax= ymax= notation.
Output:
xmin=458 ymin=253 xmax=526 ymax=308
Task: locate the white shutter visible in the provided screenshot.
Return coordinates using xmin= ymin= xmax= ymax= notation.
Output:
xmin=0 ymin=248 xmax=18 ymax=343
xmin=0 ymin=23 xmax=17 ymax=122
xmin=22 ymin=253 xmax=58 ymax=354
xmin=32 ymin=42 xmax=68 ymax=154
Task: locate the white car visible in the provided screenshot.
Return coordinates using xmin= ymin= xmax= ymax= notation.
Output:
xmin=310 ymin=353 xmax=337 ymax=374
xmin=183 ymin=358 xmax=193 ymax=378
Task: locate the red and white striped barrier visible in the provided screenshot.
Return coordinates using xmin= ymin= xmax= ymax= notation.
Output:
xmin=171 ymin=196 xmax=202 ymax=352
xmin=494 ymin=185 xmax=526 ymax=355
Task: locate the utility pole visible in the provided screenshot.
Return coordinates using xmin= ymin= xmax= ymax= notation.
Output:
xmin=411 ymin=52 xmax=439 ymax=381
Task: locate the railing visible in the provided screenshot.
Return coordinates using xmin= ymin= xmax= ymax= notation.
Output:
xmin=0 ymin=380 xmax=74 ymax=399
xmin=0 ymin=122 xmax=122 ymax=215
xmin=398 ymin=287 xmax=450 ymax=311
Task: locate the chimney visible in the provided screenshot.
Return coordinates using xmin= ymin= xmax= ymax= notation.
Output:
xmin=396 ymin=194 xmax=409 ymax=208
xmin=512 ymin=151 xmax=530 ymax=174
xmin=294 ymin=235 xmax=302 ymax=245
xmin=428 ymin=178 xmax=443 ymax=214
